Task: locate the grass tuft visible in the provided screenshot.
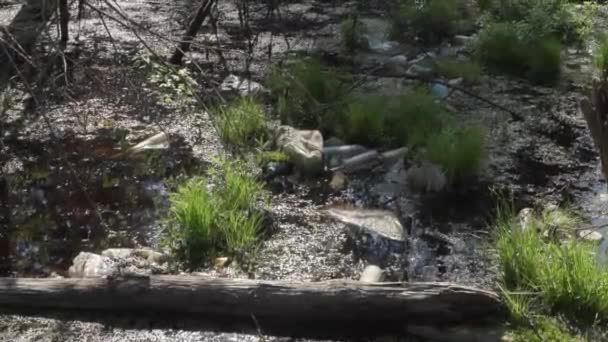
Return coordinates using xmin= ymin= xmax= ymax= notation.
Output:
xmin=164 ymin=159 xmax=267 ymax=268
xmin=266 ymin=57 xmax=349 ymax=131
xmin=215 ymin=96 xmax=269 ymax=147
xmin=433 ymin=58 xmax=482 ymax=85
xmin=495 ymin=201 xmax=608 ymax=325
xmin=340 ymin=95 xmax=387 ymax=147
xmin=391 ymin=0 xmax=469 ymax=43
xmin=424 ymin=125 xmax=485 ymax=182
xmin=475 ymin=22 xmax=561 ymax=84
xmin=594 ymin=34 xmax=608 ymax=78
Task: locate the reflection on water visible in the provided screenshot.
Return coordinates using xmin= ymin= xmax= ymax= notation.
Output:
xmin=0 ymin=133 xmax=202 ymax=277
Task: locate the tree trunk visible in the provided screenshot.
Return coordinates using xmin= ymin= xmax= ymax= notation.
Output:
xmin=168 ymin=0 xmax=215 ymax=65
xmin=580 ymin=77 xmax=608 ymax=186
xmin=0 ymin=276 xmax=504 ymax=324
xmin=59 ymin=0 xmax=69 ymax=45
xmin=0 ymin=0 xmax=58 ymax=90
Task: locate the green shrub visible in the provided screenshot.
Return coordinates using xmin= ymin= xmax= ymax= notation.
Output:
xmin=475 ymin=22 xmax=561 ymax=84
xmin=340 ymin=16 xmax=369 ymax=52
xmin=495 ymin=203 xmax=608 ymax=324
xmin=164 ymin=160 xmax=266 ymax=267
xmin=391 ymin=0 xmax=469 ymax=43
xmin=424 ymin=125 xmax=485 ymax=182
xmin=484 ymin=0 xmax=593 ymax=45
xmin=433 ymin=58 xmax=482 ymax=84
xmin=215 ymin=96 xmax=269 ymax=147
xmin=385 ymin=89 xmax=450 ymax=148
xmin=265 ymin=57 xmax=348 ymax=131
xmin=594 ymin=34 xmax=608 ymax=77
xmin=340 ymin=95 xmax=387 ymax=146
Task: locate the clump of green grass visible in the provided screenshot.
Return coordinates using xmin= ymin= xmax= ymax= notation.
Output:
xmin=594 ymin=34 xmax=608 ymax=78
xmin=495 ymin=202 xmax=608 ymax=325
xmin=265 ymin=57 xmax=349 ymax=131
xmin=214 ymin=96 xmax=269 ymax=147
xmin=339 ymin=95 xmax=387 ymax=147
xmin=475 ymin=22 xmax=562 ymax=84
xmin=433 ymin=58 xmax=483 ymax=85
xmin=391 ymin=0 xmax=470 ymax=43
xmin=507 ymin=315 xmax=584 ymax=342
xmin=385 ymin=89 xmax=451 ymax=148
xmin=254 ymin=150 xmax=290 ymax=165
xmin=163 ymin=159 xmax=267 ymax=268
xmin=340 ymin=16 xmax=369 ymax=52
xmin=424 ymin=125 xmax=485 ymax=182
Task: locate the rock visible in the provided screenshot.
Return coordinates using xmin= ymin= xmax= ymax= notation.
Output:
xmin=517 ymin=208 xmax=534 ymax=231
xmin=430 ymin=82 xmax=449 ymax=98
xmin=68 ymin=252 xmax=116 ymax=278
xmin=220 ymin=74 xmax=265 ymax=96
xmin=360 ymin=264 xmax=384 ymax=282
xmin=101 ymin=248 xmax=133 ymax=259
xmin=329 ymin=171 xmax=347 ymax=191
xmin=323 ymin=145 xmax=368 ymax=169
xmin=126 ymin=132 xmax=169 ymax=155
xmin=333 ymin=150 xmax=381 ymax=173
xmin=381 ymin=147 xmax=408 ymax=165
xmin=324 ymin=208 xmax=406 ymax=243
xmin=454 ymin=35 xmax=474 ymax=45
xmin=325 ymin=208 xmax=407 ymax=264
xmin=134 ymin=247 xmax=168 ymax=264
xmin=276 ymin=125 xmax=323 ymax=176
xmin=406 ymin=162 xmax=447 ymax=193
xmin=448 ymin=78 xmax=464 ymax=86
xmin=262 ymin=162 xmax=293 ymax=180
xmin=406 ymin=64 xmax=433 ymax=77
xmin=386 ymin=55 xmax=408 ymax=73
xmin=579 ymin=229 xmax=603 ymax=241
xmin=214 ymin=257 xmax=229 ymax=269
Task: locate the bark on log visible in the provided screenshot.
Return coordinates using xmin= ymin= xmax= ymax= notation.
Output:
xmin=0 ymin=276 xmax=504 ymax=324
xmin=0 ymin=0 xmax=58 ymax=89
xmin=168 ymin=0 xmax=215 ymax=65
xmin=580 ymin=77 xmax=608 ymax=185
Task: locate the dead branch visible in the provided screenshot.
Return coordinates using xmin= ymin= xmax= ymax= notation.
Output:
xmin=169 ymin=0 xmax=216 ymax=65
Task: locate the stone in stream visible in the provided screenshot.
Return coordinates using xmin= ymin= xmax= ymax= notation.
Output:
xmin=360 ymin=264 xmax=385 ymax=283
xmin=405 ymin=162 xmax=447 ymax=193
xmin=323 ymin=207 xmax=407 ymax=264
xmin=68 ymin=252 xmax=116 ymax=278
xmin=322 ymin=145 xmax=368 ymax=169
xmin=332 ymin=150 xmax=381 ymax=173
xmin=276 ymin=125 xmax=323 ymax=176
xmin=430 ymin=82 xmax=449 ymax=99
xmin=220 ymin=74 xmax=265 ymax=96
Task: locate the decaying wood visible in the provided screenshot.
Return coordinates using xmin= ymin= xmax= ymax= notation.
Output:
xmin=580 ymin=77 xmax=608 ymax=184
xmin=169 ymin=0 xmax=215 ymax=65
xmin=0 ymin=0 xmax=58 ymax=89
xmin=0 ymin=276 xmax=504 ymax=324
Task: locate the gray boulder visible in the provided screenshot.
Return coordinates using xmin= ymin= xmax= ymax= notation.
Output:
xmin=323 ymin=207 xmax=407 ymax=264
xmin=276 ymin=125 xmax=324 ymax=176
xmin=68 ymin=252 xmax=116 ymax=278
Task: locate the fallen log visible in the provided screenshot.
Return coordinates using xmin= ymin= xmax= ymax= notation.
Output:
xmin=0 ymin=276 xmax=503 ymax=324
xmin=0 ymin=0 xmax=58 ymax=89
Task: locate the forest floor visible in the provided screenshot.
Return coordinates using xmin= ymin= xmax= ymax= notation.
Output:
xmin=1 ymin=0 xmax=608 ymax=341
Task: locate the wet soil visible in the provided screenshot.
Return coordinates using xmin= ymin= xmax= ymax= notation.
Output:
xmin=1 ymin=0 xmax=608 ymax=341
